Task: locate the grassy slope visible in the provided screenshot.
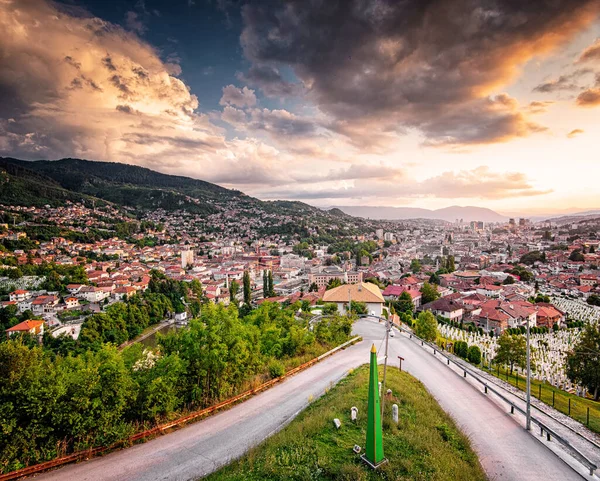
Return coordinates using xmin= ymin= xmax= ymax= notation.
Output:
xmin=486 ymin=366 xmax=600 ymax=434
xmin=205 ymin=366 xmax=486 ymax=481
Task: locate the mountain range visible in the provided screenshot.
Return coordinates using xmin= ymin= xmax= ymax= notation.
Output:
xmin=333 ymin=205 xmax=509 ymax=223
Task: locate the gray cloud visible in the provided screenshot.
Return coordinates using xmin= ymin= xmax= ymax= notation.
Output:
xmin=237 ymin=64 xmax=304 ymax=97
xmin=219 ymin=84 xmax=257 ymax=108
xmin=241 ymin=0 xmax=600 ymax=147
xmin=533 ymin=69 xmax=593 ymax=93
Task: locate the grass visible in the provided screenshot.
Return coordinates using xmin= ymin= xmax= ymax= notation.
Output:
xmin=485 ymin=366 xmax=600 ymax=434
xmin=204 ymin=366 xmax=486 ymax=481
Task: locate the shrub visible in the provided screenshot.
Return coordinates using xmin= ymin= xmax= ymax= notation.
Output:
xmin=467 ymin=345 xmax=481 ymax=365
xmin=454 ymin=341 xmax=468 ymax=359
xmin=268 ymin=359 xmax=285 ymax=379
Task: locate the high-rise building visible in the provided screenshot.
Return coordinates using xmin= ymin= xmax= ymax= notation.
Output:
xmin=376 ymin=228 xmax=384 ymax=240
xmin=181 ymin=248 xmax=194 ymax=268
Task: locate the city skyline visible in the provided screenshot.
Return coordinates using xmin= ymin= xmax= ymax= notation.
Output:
xmin=1 ymin=0 xmax=599 ymax=214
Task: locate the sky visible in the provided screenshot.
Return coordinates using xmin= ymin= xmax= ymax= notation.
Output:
xmin=1 ymin=0 xmax=600 ymax=216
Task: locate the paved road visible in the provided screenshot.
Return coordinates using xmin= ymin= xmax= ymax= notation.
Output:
xmin=36 ymin=319 xmax=581 ymax=481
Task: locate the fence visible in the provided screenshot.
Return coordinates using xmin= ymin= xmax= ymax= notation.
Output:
xmin=395 ymin=324 xmax=598 ymax=477
xmin=491 ymin=367 xmax=600 ymax=435
xmin=0 ymin=336 xmax=361 ymax=481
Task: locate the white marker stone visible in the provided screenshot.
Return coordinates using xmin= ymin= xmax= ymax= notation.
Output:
xmin=333 ymin=418 xmax=342 ymax=429
xmin=392 ymin=404 xmax=399 ymax=424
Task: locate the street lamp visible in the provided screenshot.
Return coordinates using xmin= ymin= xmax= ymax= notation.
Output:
xmin=359 ymin=314 xmax=391 ymax=418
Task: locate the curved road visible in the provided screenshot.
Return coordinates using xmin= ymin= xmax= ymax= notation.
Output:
xmin=36 ymin=319 xmax=581 ymax=481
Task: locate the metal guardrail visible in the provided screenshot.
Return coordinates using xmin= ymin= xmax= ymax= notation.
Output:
xmin=396 ymin=324 xmax=598 ymax=476
xmin=0 ymin=336 xmax=361 ymax=481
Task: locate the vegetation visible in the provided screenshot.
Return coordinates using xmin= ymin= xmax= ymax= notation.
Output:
xmin=587 ymin=294 xmax=600 ymax=307
xmin=487 ymin=366 xmax=600 ymax=435
xmin=0 ymin=302 xmax=352 ymax=473
xmin=493 ymin=334 xmax=526 ymax=375
xmin=566 ymin=323 xmax=600 ymax=400
xmin=420 ymin=282 xmax=440 ymax=305
xmin=415 ymin=311 xmax=438 ymax=342
xmin=206 ymin=366 xmax=485 ymax=481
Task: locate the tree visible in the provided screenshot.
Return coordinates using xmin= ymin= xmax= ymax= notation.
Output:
xmin=587 ymin=294 xmax=600 ymax=307
xmin=569 ymin=249 xmax=585 ymax=262
xmin=467 ymin=345 xmax=482 ymax=365
xmin=503 ymin=275 xmax=515 ymax=285
xmin=394 ymin=291 xmax=414 ymax=314
xmin=410 ymin=259 xmax=421 ymax=274
xmin=420 ymin=282 xmax=439 ymax=305
xmin=229 ymin=280 xmax=240 ymax=303
xmin=268 ymin=270 xmax=275 ymax=297
xmin=446 ymin=255 xmax=455 ymax=273
xmin=308 ymin=282 xmax=318 ymax=292
xmin=591 ymin=245 xmax=596 ymax=254
xmin=349 ymin=301 xmax=367 ymax=315
xmin=454 ymin=340 xmax=468 ymax=358
xmin=326 ymin=278 xmax=342 ymax=290
xmin=262 ymin=271 xmax=268 ymax=299
xmin=566 ymin=323 xmax=600 ymax=400
xmin=415 ymin=311 xmax=437 ymax=342
xmin=243 ymin=270 xmax=251 ymax=306
xmin=429 ymin=272 xmax=441 ymax=285
xmin=494 ymin=334 xmax=526 ymax=374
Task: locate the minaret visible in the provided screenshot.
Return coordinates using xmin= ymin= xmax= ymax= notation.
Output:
xmin=362 ymin=343 xmax=387 ymax=469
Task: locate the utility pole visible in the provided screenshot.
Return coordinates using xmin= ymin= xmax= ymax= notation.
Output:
xmin=381 ymin=315 xmax=390 ymax=418
xmin=526 ymin=318 xmax=531 ymax=431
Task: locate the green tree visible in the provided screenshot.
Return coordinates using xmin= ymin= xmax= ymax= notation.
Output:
xmin=415 ymin=311 xmax=438 ymax=342
xmin=420 ymin=282 xmax=440 ymax=305
xmin=394 ymin=291 xmax=414 ymax=314
xmin=229 ymin=280 xmax=240 ymax=303
xmin=467 ymin=345 xmax=482 ymax=364
xmin=587 ymin=294 xmax=600 ymax=307
xmin=494 ymin=334 xmax=526 ymax=374
xmin=566 ymin=323 xmax=600 ymax=400
xmin=268 ymin=270 xmax=275 ymax=297
xmin=410 ymin=259 xmax=421 ymax=274
xmin=326 ymin=278 xmax=342 ymax=290
xmin=446 ymin=255 xmax=456 ymax=273
xmin=503 ymin=275 xmax=515 ymax=285
xmin=308 ymin=282 xmax=318 ymax=292
xmin=243 ymin=270 xmax=251 ymax=307
xmin=569 ymin=249 xmax=585 ymax=262
xmin=262 ymin=271 xmax=268 ymax=299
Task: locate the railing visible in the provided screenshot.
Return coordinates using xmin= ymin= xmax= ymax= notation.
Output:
xmin=0 ymin=336 xmax=361 ymax=481
xmin=395 ymin=323 xmax=597 ymax=476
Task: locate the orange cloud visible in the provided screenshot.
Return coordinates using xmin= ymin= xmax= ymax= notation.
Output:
xmin=567 ymin=129 xmax=585 ymax=138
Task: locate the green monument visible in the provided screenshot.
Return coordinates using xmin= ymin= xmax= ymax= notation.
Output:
xmin=361 ymin=343 xmax=387 ymax=469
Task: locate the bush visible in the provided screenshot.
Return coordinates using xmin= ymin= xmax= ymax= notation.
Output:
xmin=268 ymin=359 xmax=285 ymax=379
xmin=454 ymin=341 xmax=468 ymax=359
xmin=467 ymin=345 xmax=481 ymax=365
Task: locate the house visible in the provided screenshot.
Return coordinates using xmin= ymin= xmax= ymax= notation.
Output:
xmin=6 ymin=320 xmax=44 ymax=338
xmin=9 ymin=290 xmax=31 ymax=303
xmin=64 ymin=296 xmax=80 ymax=309
xmin=421 ymin=297 xmax=464 ymax=321
xmin=381 ymin=284 xmax=422 ymax=308
xmin=79 ymin=286 xmax=109 ymax=303
xmin=112 ymin=286 xmax=137 ymax=301
xmin=322 ymin=282 xmax=385 ymax=316
xmin=534 ymin=303 xmax=565 ymax=328
xmin=476 ymin=284 xmax=503 ymax=298
xmin=31 ymin=295 xmax=59 ymax=315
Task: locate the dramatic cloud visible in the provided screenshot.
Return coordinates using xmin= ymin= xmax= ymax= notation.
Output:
xmin=533 ymin=69 xmax=593 ymax=93
xmin=578 ymin=38 xmax=600 ymax=62
xmin=567 ymin=129 xmax=585 ymax=138
xmin=0 ymin=0 xmax=221 ymax=164
xmin=241 ymin=0 xmax=600 ymax=147
xmin=237 ymin=64 xmax=304 ymax=97
xmin=219 ymin=85 xmax=257 ymax=108
xmin=260 ymin=166 xmax=550 ymax=201
xmin=577 ymin=88 xmax=600 ymax=106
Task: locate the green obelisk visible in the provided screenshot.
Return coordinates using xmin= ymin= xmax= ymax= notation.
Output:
xmin=362 ymin=343 xmax=387 ymax=468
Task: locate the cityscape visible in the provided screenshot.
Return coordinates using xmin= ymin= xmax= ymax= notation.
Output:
xmin=1 ymin=1 xmax=600 ymax=481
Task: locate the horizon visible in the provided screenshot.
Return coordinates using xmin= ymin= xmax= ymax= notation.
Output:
xmin=1 ymin=1 xmax=600 ymax=213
